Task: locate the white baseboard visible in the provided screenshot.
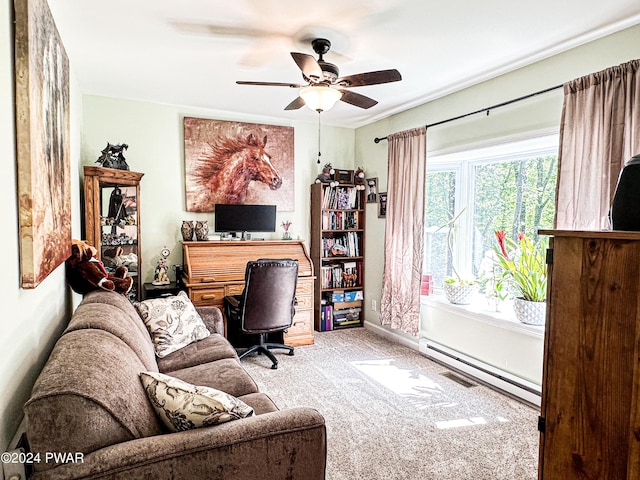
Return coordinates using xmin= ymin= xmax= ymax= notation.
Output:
xmin=419 ymin=338 xmax=541 ymax=407
xmin=2 ymin=418 xmax=27 ymax=480
xmin=364 ymin=321 xmax=419 ymax=351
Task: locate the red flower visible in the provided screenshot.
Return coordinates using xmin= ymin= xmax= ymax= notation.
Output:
xmin=517 ymin=232 xmax=525 ymax=241
xmin=495 ymin=230 xmax=509 ymax=259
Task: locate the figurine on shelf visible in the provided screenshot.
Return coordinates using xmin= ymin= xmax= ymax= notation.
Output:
xmin=96 ymin=142 xmax=130 ymax=170
xmin=354 ymin=167 xmax=366 ymax=190
xmin=282 ymin=220 xmax=292 ymax=240
xmin=107 ymin=186 xmax=127 ymax=230
xmin=315 ymin=163 xmax=338 ymax=187
xmin=152 ymin=247 xmax=171 ymax=285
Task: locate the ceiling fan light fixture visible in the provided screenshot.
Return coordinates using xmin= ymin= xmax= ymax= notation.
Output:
xmin=299 ymin=85 xmax=342 ymax=112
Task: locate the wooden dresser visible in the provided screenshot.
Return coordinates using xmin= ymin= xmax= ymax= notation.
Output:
xmin=181 ymin=240 xmax=314 ymax=346
xmin=537 ymin=230 xmax=640 ymax=479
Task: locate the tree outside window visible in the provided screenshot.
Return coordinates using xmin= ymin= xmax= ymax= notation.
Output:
xmin=424 ymin=136 xmax=558 ymax=300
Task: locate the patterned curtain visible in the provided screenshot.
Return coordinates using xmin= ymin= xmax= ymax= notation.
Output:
xmin=556 ymin=59 xmax=640 ymax=229
xmin=380 ymin=127 xmax=427 ymax=336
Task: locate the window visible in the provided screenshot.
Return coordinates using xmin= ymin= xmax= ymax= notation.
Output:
xmin=424 ymin=133 xmax=558 ymax=295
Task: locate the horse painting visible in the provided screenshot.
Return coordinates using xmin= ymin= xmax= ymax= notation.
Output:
xmin=184 ymin=118 xmax=294 ymax=212
xmin=191 ymin=133 xmax=282 ymax=206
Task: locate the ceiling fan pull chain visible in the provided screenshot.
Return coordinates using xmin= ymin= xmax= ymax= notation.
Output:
xmin=317 ymin=110 xmax=322 ymax=164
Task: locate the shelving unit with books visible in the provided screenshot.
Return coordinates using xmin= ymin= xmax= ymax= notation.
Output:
xmin=310 ymin=182 xmax=365 ymax=331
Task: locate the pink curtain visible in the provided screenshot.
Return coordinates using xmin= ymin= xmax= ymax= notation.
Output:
xmin=556 ymin=59 xmax=640 ymax=229
xmin=380 ymin=127 xmax=426 ymax=336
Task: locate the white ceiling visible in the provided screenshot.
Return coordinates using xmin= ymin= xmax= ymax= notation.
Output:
xmin=47 ymin=0 xmax=640 ymax=128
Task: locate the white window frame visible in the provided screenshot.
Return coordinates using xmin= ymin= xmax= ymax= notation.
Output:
xmin=426 ymin=129 xmax=559 ymax=290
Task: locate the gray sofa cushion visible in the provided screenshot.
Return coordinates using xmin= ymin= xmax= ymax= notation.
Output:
xmin=157 ymin=332 xmax=237 ymax=373
xmin=168 ymin=358 xmax=259 ymax=398
xmin=65 ymin=301 xmax=158 ymax=372
xmin=24 ymin=329 xmax=164 ymax=472
xmin=237 ymin=392 xmax=279 ymax=415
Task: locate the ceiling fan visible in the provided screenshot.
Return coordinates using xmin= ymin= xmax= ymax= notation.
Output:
xmin=236 ymin=38 xmax=402 ymax=111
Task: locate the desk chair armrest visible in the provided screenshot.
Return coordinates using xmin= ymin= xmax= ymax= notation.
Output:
xmin=226 ymin=295 xmax=241 ymax=308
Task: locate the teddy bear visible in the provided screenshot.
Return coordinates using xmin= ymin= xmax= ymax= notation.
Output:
xmin=65 ymin=239 xmax=133 ymax=296
xmin=315 ymin=163 xmax=338 ymax=187
xmin=354 ymin=167 xmax=366 ymax=190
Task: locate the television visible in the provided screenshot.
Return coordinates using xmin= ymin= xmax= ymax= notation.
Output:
xmin=214 ymin=204 xmax=276 ymax=240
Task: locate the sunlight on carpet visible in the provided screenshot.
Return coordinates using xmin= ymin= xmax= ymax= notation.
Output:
xmin=242 ymin=327 xmax=539 ymax=480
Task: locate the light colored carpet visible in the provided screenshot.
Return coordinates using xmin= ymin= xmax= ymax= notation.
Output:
xmin=242 ymin=327 xmax=539 ymax=480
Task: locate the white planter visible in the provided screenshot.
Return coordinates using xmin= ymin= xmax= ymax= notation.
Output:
xmin=443 ymin=283 xmax=477 ymax=305
xmin=513 ymin=297 xmax=546 ymax=325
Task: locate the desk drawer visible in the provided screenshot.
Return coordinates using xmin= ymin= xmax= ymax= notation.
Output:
xmin=191 ymin=287 xmax=225 ymax=305
xmin=294 ymin=293 xmax=313 ymax=309
xmin=225 ymin=284 xmax=244 ymax=296
xmin=285 ymin=309 xmax=314 ymax=346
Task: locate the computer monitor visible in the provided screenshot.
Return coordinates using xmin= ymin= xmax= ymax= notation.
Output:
xmin=214 ymin=203 xmax=276 ymax=240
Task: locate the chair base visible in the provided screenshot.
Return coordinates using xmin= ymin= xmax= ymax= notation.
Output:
xmin=239 ymin=343 xmax=294 ymax=369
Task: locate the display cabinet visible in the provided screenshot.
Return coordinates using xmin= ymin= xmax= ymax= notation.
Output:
xmin=83 ymin=166 xmax=144 ymax=301
xmin=310 ymin=182 xmax=365 ymax=331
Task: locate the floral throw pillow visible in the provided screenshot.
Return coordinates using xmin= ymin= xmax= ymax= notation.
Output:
xmin=139 ymin=372 xmax=255 ymax=431
xmin=133 ymin=290 xmax=210 ymax=358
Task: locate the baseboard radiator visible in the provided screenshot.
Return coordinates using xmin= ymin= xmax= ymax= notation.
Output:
xmin=419 ymin=338 xmax=542 ymax=407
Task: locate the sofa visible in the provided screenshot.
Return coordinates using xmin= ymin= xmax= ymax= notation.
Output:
xmin=23 ymin=290 xmax=326 ymax=479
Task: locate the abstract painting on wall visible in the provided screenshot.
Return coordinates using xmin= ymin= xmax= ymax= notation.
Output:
xmin=14 ymin=0 xmax=71 ymax=288
xmin=184 ymin=117 xmax=295 ymax=212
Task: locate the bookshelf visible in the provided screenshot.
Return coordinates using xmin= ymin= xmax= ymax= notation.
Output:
xmin=310 ymin=182 xmax=365 ymax=331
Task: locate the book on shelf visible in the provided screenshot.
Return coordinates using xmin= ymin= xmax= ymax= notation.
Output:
xmin=321 ymin=232 xmax=360 ymax=258
xmin=322 ymin=185 xmax=362 ymax=210
xmin=334 ymin=319 xmax=361 ymax=328
xmin=320 ymin=304 xmax=334 ymax=331
xmin=333 ymin=307 xmax=362 ymax=327
xmin=320 ymin=261 xmax=362 ymax=289
xmin=321 ymin=210 xmax=359 ymax=230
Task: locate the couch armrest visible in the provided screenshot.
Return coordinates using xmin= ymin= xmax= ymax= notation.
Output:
xmin=31 ymin=407 xmax=326 ymax=480
xmin=195 ymin=305 xmax=224 ymax=334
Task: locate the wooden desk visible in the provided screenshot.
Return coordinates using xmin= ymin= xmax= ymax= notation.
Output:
xmin=181 ymin=240 xmax=314 ymax=346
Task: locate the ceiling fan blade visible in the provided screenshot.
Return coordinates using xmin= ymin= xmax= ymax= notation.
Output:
xmin=236 ymin=81 xmax=303 ymax=88
xmin=338 ymin=89 xmax=378 ymax=109
xmin=171 ymin=21 xmax=280 ymax=40
xmin=336 ymin=69 xmax=402 ymax=87
xmin=290 ymin=52 xmax=323 ymax=82
xmin=284 ymin=96 xmax=306 ymax=111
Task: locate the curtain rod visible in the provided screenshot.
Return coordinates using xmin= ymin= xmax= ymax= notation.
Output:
xmin=373 ymin=83 xmax=564 ymax=143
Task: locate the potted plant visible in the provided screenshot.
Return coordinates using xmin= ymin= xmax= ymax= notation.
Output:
xmin=493 ymin=230 xmax=548 ymax=325
xmin=440 ymin=209 xmax=477 ymax=305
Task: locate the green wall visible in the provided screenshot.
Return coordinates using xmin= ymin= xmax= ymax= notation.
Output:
xmin=356 ymin=23 xmax=640 ymax=356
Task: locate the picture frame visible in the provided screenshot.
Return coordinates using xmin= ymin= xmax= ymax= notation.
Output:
xmin=366 ymin=177 xmax=378 ymax=203
xmin=378 ymin=192 xmax=388 ymax=218
xmin=334 ymin=169 xmax=354 ymax=184
xmin=14 ymin=0 xmax=72 ymax=288
xmin=183 ymin=117 xmax=295 ymax=212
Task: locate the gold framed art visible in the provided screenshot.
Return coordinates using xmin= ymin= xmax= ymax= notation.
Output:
xmin=183 ymin=117 xmax=295 ymax=212
xmin=14 ymin=0 xmax=72 ymax=288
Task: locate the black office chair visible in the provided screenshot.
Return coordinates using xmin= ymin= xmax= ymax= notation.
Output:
xmin=224 ymin=259 xmax=298 ymax=369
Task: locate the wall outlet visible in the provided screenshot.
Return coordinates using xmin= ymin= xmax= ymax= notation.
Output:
xmin=371 ymin=299 xmax=377 ymax=312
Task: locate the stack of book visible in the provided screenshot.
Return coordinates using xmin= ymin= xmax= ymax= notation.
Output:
xmin=322 ymin=186 xmax=362 ymax=210
xmin=320 ymin=261 xmax=362 ymax=289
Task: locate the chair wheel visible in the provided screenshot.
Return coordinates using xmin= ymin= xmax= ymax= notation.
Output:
xmin=271 ymin=363 xmax=278 ymax=370
xmin=288 ymin=350 xmax=295 ymax=356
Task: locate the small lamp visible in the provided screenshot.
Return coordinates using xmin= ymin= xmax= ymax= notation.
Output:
xmin=299 ymin=85 xmax=343 ymax=112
